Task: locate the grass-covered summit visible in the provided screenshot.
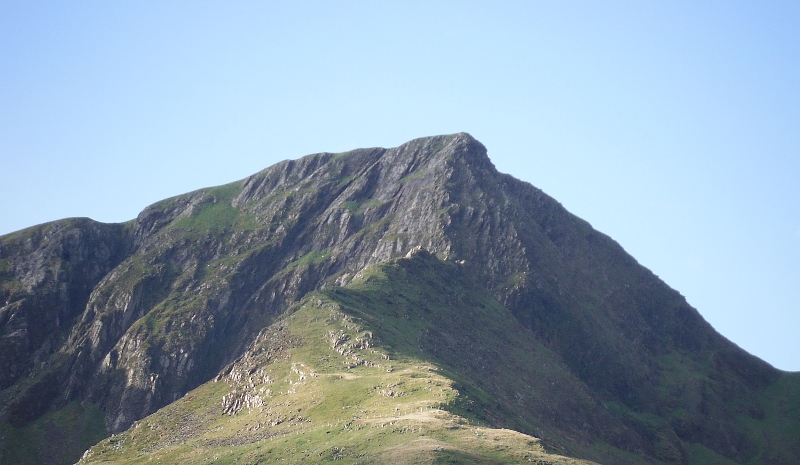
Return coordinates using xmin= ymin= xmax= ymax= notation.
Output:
xmin=1 ymin=133 xmax=798 ymax=464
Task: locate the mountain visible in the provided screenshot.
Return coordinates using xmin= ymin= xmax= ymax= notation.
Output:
xmin=1 ymin=133 xmax=798 ymax=465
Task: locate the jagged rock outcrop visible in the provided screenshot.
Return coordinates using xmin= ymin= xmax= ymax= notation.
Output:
xmin=1 ymin=133 xmax=797 ymax=465
xmin=0 ymin=219 xmax=131 ymax=393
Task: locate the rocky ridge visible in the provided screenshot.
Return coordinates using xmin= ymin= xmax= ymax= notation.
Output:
xmin=1 ymin=133 xmax=798 ymax=465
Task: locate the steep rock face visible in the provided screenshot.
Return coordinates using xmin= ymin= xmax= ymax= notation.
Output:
xmin=6 ymin=134 xmax=493 ymax=433
xmin=1 ymin=133 xmax=798 ymax=465
xmin=0 ymin=219 xmax=131 ymax=395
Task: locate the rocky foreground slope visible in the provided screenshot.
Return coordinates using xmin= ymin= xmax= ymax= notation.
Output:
xmin=1 ymin=133 xmax=798 ymax=464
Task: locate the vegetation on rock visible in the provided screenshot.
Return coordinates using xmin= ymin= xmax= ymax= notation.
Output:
xmin=1 ymin=133 xmax=798 ymax=464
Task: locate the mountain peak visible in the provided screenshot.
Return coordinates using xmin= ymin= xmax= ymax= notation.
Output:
xmin=387 ymin=131 xmax=494 ymax=174
xmin=2 ymin=134 xmax=798 ymax=465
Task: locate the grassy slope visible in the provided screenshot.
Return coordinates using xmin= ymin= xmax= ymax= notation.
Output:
xmin=747 ymin=372 xmax=800 ymax=465
xmin=0 ymin=401 xmax=106 ymax=465
xmin=78 ymin=252 xmax=598 ymax=465
xmin=4 ymin=234 xmax=797 ymax=464
xmin=9 ymin=241 xmax=796 ymax=465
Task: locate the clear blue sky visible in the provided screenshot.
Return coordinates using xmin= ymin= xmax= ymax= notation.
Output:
xmin=2 ymin=2 xmax=798 ymax=371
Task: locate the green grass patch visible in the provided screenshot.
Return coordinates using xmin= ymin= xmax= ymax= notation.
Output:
xmin=171 ymin=201 xmax=237 ymax=233
xmin=344 ymin=199 xmax=384 ymax=215
xmin=166 ymin=182 xmax=257 ymax=236
xmin=400 ymin=170 xmax=427 ymax=183
xmin=0 ymin=258 xmax=11 ymax=274
xmin=0 ymin=402 xmax=107 ymax=465
xmin=685 ymin=442 xmax=740 ymax=465
xmin=280 ymin=249 xmax=331 ymax=275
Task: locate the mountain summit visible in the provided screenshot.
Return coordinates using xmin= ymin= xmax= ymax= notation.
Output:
xmin=1 ymin=133 xmax=798 ymax=464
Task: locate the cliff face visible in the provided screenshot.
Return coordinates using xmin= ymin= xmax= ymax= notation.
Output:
xmin=1 ymin=133 xmax=797 ymax=465
xmin=0 ymin=219 xmax=131 ymax=391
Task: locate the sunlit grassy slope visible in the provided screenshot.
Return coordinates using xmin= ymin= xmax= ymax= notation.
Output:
xmin=78 ymin=250 xmax=598 ymax=464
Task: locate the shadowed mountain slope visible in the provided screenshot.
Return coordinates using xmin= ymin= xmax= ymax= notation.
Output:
xmin=1 ymin=133 xmax=798 ymax=464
